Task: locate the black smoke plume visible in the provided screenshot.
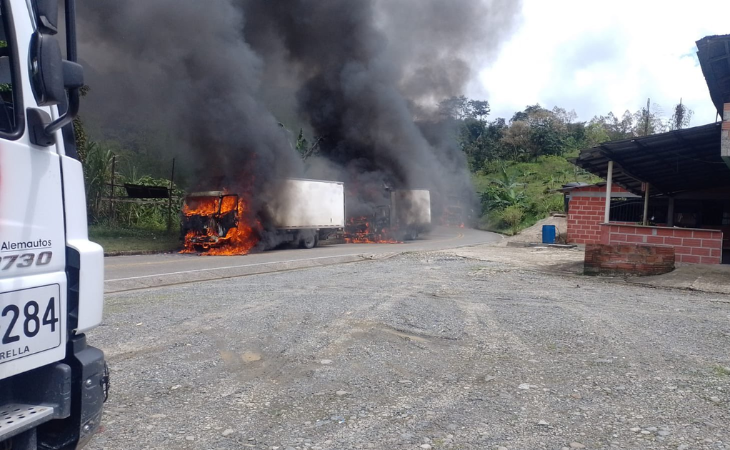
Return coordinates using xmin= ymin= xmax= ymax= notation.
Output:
xmin=76 ymin=1 xmax=302 ymax=201
xmin=77 ymin=0 xmax=522 ymax=221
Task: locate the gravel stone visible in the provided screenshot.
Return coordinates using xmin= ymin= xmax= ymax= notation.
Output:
xmin=87 ymin=251 xmax=730 ymax=449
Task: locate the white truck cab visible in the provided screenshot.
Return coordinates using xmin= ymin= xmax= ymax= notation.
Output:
xmin=0 ymin=0 xmax=107 ymax=448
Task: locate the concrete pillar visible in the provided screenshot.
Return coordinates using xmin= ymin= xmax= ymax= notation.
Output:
xmin=604 ymin=160 xmax=613 ymax=223
xmin=722 ymin=103 xmax=730 ymax=167
xmin=667 ymin=197 xmax=675 ymax=227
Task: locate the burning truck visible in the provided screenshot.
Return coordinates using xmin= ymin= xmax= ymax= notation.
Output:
xmin=181 ymin=179 xmax=345 ymax=254
xmin=346 ymin=189 xmax=432 ymax=242
xmin=180 ymin=178 xmax=431 ymax=254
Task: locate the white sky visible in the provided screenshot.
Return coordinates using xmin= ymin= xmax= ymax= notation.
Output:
xmin=471 ymin=0 xmax=730 ymax=126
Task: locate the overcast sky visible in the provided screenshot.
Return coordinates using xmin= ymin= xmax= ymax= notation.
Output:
xmin=470 ymin=0 xmax=730 ymax=126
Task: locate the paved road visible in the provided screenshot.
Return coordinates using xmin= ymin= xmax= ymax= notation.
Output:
xmin=104 ymin=226 xmax=501 ymax=293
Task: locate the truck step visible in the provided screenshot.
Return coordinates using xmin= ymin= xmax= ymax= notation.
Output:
xmin=0 ymin=404 xmax=54 ymax=441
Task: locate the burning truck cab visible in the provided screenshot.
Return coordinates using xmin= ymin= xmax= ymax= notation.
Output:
xmin=181 ymin=191 xmax=241 ymax=251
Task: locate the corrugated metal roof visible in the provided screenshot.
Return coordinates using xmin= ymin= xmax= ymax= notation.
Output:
xmin=572 ymin=123 xmax=725 ymax=196
xmin=697 ymin=34 xmax=730 ymax=118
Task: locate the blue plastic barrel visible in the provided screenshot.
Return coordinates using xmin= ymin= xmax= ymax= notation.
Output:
xmin=542 ymin=225 xmax=556 ymax=244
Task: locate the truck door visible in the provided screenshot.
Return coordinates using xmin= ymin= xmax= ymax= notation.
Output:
xmin=0 ymin=0 xmax=68 ymax=379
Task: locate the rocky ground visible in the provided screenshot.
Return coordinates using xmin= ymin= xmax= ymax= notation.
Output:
xmin=88 ymin=249 xmax=730 ymax=450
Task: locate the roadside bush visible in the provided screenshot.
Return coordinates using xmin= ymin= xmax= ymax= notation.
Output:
xmin=501 ymin=206 xmax=525 ymax=235
xmin=83 ymin=142 xmax=115 ymax=223
xmin=113 ymin=175 xmax=184 ymax=230
xmin=532 ymin=194 xmax=565 ymax=217
xmin=81 ymin=143 xmax=183 ymax=231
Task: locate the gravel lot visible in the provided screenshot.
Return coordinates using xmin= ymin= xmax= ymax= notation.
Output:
xmin=88 ymin=250 xmax=730 ymax=450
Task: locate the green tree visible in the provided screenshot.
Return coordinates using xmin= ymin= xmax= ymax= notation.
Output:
xmin=468 ymin=99 xmax=490 ymax=122
xmin=487 ymin=165 xmax=526 ymax=209
xmin=632 ymin=99 xmax=666 ymax=136
xmin=83 ymin=142 xmax=116 ymax=223
xmin=502 ymin=104 xmax=571 ymax=160
xmin=668 ymin=99 xmax=693 ymax=130
xmin=295 ymin=128 xmax=308 ymax=154
xmin=438 ymin=95 xmax=471 ymax=120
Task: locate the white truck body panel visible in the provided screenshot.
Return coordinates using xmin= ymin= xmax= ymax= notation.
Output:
xmin=0 ymin=2 xmax=69 ymax=378
xmin=268 ymin=179 xmax=345 ymax=229
xmin=61 ymin=158 xmax=105 ymax=333
xmin=0 ymin=0 xmax=103 ymax=377
xmin=0 ymin=2 xmax=109 ymax=446
xmin=391 ymin=189 xmax=431 ymax=229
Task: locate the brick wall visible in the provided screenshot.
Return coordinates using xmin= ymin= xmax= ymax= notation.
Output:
xmin=567 ymin=185 xmax=630 ymax=244
xmin=585 ymin=244 xmax=675 ymax=276
xmin=600 ymin=223 xmax=723 ymax=265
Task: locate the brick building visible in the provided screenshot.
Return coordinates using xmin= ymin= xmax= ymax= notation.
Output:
xmin=569 ymin=108 xmax=730 ymax=265
xmin=563 ymin=34 xmax=730 ymax=266
xmin=564 ymin=182 xmax=726 ymax=265
xmin=565 ymin=184 xmax=633 ymax=245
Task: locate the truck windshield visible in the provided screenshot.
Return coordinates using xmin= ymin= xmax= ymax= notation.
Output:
xmin=184 ymin=195 xmax=239 ymax=216
xmin=0 ymin=2 xmax=18 ymax=135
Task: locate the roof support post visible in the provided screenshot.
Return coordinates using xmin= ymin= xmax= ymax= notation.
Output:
xmin=604 ymin=160 xmax=613 ymax=223
xmin=722 ymin=103 xmax=730 ymax=168
xmin=643 ymin=183 xmax=651 ymax=226
xmin=667 ymin=197 xmax=675 ymax=227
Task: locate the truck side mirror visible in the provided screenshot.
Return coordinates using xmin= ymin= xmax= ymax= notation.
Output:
xmin=27 ymin=0 xmax=84 ymax=146
xmin=29 ymin=32 xmax=65 ymax=106
xmin=27 ymin=31 xmax=84 ymax=146
xmin=33 ymin=0 xmax=59 ymax=34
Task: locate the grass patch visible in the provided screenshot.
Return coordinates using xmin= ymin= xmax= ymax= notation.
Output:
xmin=713 ymin=365 xmax=730 ymax=377
xmin=89 ymin=225 xmax=181 ymax=254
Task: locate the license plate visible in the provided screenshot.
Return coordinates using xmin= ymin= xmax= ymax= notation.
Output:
xmin=0 ymin=285 xmax=61 ymax=365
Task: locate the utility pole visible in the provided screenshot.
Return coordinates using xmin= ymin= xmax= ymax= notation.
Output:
xmin=109 ymin=155 xmax=116 ymax=222
xmin=644 ymin=98 xmax=651 ymax=136
xmin=167 ymin=157 xmax=176 ymax=233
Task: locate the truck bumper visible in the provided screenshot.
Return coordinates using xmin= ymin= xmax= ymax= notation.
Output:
xmin=0 ymin=334 xmax=108 ymax=449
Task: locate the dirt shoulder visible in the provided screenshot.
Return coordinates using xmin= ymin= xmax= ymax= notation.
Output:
xmin=458 ymin=217 xmax=730 ymax=296
xmin=449 ymin=243 xmax=730 ymax=296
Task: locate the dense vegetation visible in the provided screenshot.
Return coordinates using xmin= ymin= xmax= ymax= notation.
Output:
xmin=77 ymin=94 xmax=693 ymax=238
xmin=441 ymin=97 xmax=693 ymax=233
xmin=75 ymin=114 xmax=184 ymax=232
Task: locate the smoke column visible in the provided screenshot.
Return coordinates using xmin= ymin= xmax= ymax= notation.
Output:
xmin=76 ymin=1 xmax=303 ymax=200
xmin=77 ymin=0 xmax=522 ymax=217
xmin=242 ymin=0 xmax=522 ymax=215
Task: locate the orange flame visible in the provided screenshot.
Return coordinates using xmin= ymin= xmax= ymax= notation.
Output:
xmin=344 ymin=216 xmax=400 ymax=244
xmin=180 ymin=193 xmax=260 ymax=255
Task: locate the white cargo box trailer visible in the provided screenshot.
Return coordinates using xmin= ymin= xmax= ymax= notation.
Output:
xmin=268 ymin=179 xmax=345 ymax=229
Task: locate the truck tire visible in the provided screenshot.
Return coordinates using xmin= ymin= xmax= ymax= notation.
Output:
xmin=299 ymin=231 xmax=318 ymax=249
